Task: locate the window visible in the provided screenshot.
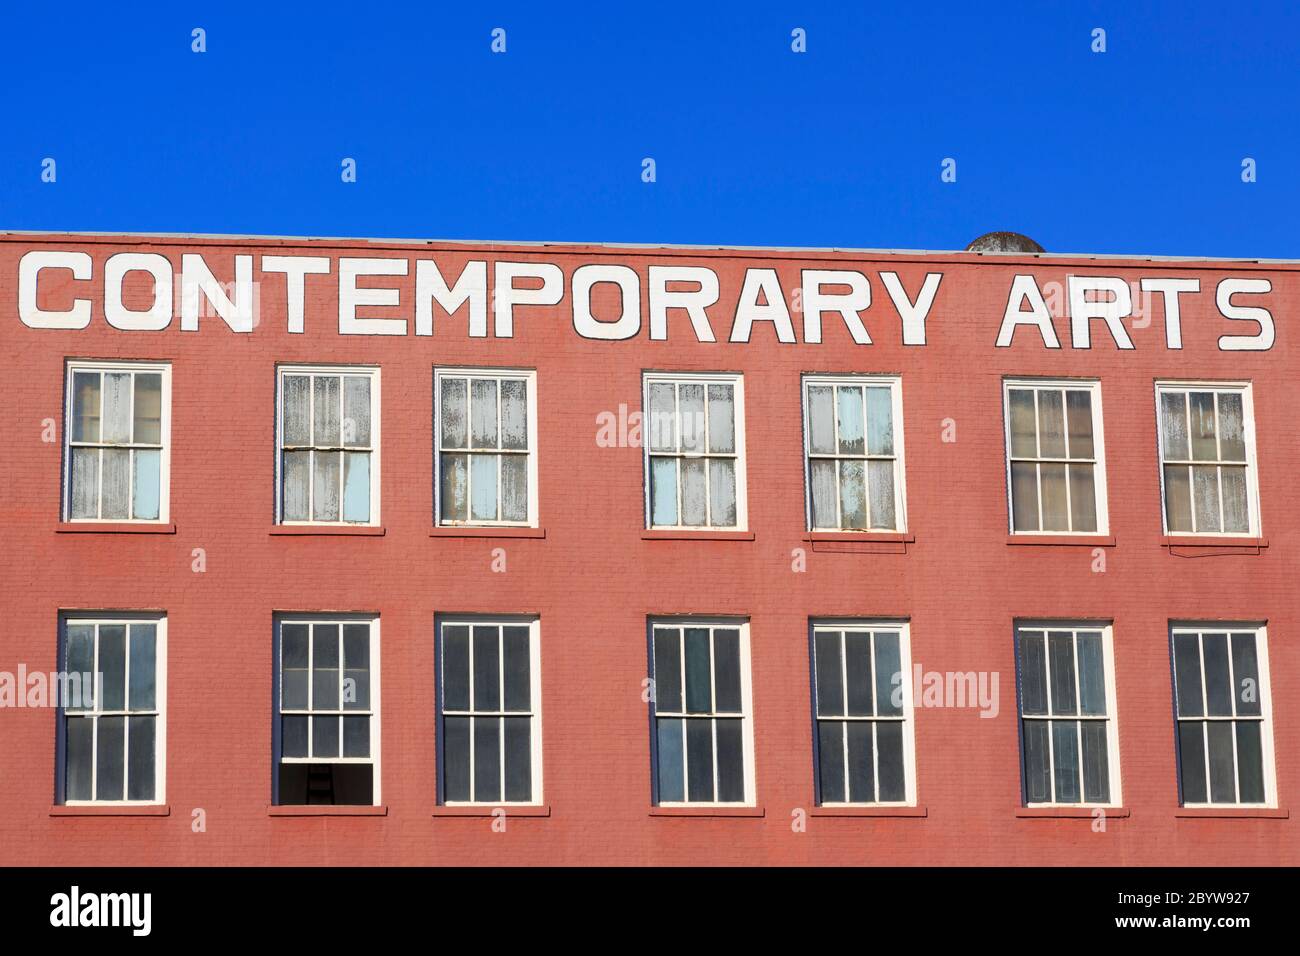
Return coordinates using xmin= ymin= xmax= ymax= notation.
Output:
xmin=810 ymin=621 xmax=916 ymax=805
xmin=436 ymin=617 xmax=543 ymax=805
xmin=57 ymin=614 xmax=166 ymax=804
xmin=644 ymin=373 xmax=746 ymax=529
xmin=1171 ymin=624 xmax=1275 ymax=806
xmin=435 ymin=368 xmax=538 ymax=526
xmin=1015 ymin=623 xmax=1121 ymax=806
xmin=64 ymin=361 xmax=170 ymax=522
xmin=649 ymin=619 xmax=754 ymax=805
xmin=277 ymin=365 xmax=379 ymax=525
xmin=273 ymin=616 xmax=380 ymax=805
xmin=803 ymin=375 xmax=906 ymax=532
xmin=1156 ymin=383 xmax=1259 ymax=536
xmin=1004 ymin=379 xmax=1107 ymax=534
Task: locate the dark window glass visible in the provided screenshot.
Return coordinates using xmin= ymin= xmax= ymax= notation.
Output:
xmin=844 ymin=632 xmax=874 ymax=716
xmin=713 ymin=630 xmax=742 ymax=713
xmin=715 ymin=719 xmax=745 ymax=803
xmin=442 ymin=625 xmax=470 ymax=711
xmin=876 ymin=722 xmax=906 ymax=802
xmin=1019 ymin=632 xmax=1047 ymax=715
xmin=656 ymin=719 xmax=684 ymax=803
xmin=846 ymin=722 xmax=875 ymax=803
xmin=502 ymin=627 xmax=530 ymax=711
xmin=1177 ymin=722 xmax=1207 ymax=804
xmin=443 ymin=716 xmax=471 ymax=802
xmin=504 ymin=716 xmax=532 ymax=802
xmin=814 ymin=632 xmax=843 ymax=717
xmin=685 ymin=719 xmax=714 ymax=802
xmin=817 ymin=722 xmax=845 ymax=803
xmin=653 ymin=629 xmax=682 ymax=712
xmin=683 ymin=628 xmax=712 ymax=714
xmin=474 ymin=717 xmax=501 ymax=802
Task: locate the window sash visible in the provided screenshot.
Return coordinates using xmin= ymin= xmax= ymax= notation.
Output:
xmin=277 ymin=619 xmax=376 ymax=767
xmin=1156 ymin=384 xmax=1257 ymax=536
xmin=1004 ymin=382 xmax=1104 ymax=534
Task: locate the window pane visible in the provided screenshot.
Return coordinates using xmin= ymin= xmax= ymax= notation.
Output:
xmin=281 ymin=624 xmax=309 ymax=710
xmin=1202 ymin=633 xmax=1231 ymax=716
xmin=873 ymin=632 xmax=902 ymax=717
xmin=1160 ymin=391 xmax=1189 ymax=459
xmin=128 ymin=624 xmax=156 ymax=711
xmin=504 ymin=716 xmax=532 ymax=801
xmin=441 ymin=625 xmax=470 ymax=711
xmin=838 ymin=459 xmax=866 ymax=529
xmin=877 ymin=721 xmax=906 ymax=801
xmin=649 ymin=457 xmax=678 ymax=526
xmin=680 ymin=458 xmax=707 ymax=526
xmin=1164 ymin=465 xmax=1193 ymax=533
xmin=1019 ymin=632 xmax=1048 ymax=716
xmin=1080 ymin=721 xmax=1109 ymax=803
xmin=648 ymin=383 xmax=677 ymax=452
xmin=1039 ymin=463 xmax=1068 ymax=531
xmin=707 ymin=384 xmax=735 ymax=454
xmin=653 ymin=628 xmax=682 ymax=713
xmin=65 ymin=625 xmax=94 ymax=711
xmin=102 ymin=372 xmax=132 ymax=444
xmin=1188 ymin=392 xmax=1218 ymax=461
xmin=836 ymin=386 xmax=865 ymax=455
xmin=865 ymin=386 xmax=893 ymax=456
xmin=101 ymin=448 xmax=130 ymax=520
xmin=1177 ymin=722 xmax=1207 ymax=804
xmin=685 ymin=719 xmax=714 ymax=802
xmin=1220 ymin=466 xmax=1249 ymax=533
xmin=809 ymin=459 xmax=837 ymax=529
xmin=715 ymin=718 xmax=745 ymax=803
xmin=1047 ymin=631 xmax=1076 ymax=715
xmin=312 ymin=625 xmax=340 ymax=710
xmin=443 ymin=716 xmax=471 ymax=801
xmin=1008 ymin=389 xmax=1037 ymax=458
xmin=1010 ymin=461 xmax=1039 ymax=532
xmin=1023 ymin=720 xmax=1051 ymax=803
xmin=817 ymin=722 xmax=845 ymax=803
xmin=312 ymin=451 xmax=341 ymax=521
xmin=312 ymin=715 xmax=339 ymax=758
xmin=282 ymin=451 xmax=310 ymax=521
xmin=1235 ymin=722 xmax=1265 ymax=803
xmin=1036 ymin=390 xmax=1066 ymax=458
xmin=70 ymin=448 xmax=99 ymax=519
xmin=282 ymin=375 xmax=311 ymax=445
xmin=814 ymin=632 xmax=843 ymax=717
xmin=127 ymin=715 xmax=156 ymax=801
xmin=96 ymin=716 xmax=125 ymax=801
xmin=133 ymin=449 xmax=161 ymax=520
xmin=683 ymin=628 xmax=711 ymax=713
xmin=1051 ymin=720 xmax=1080 ymax=803
xmin=846 ymin=721 xmax=875 ymax=803
xmin=500 ymin=379 xmax=528 ymax=451
xmin=440 ymin=377 xmax=467 ymax=448
xmin=502 ymin=626 xmax=531 ymax=711
xmin=313 ymin=376 xmax=341 ymax=446
xmin=469 ymin=453 xmax=498 ymax=521
xmin=72 ymin=371 xmax=101 ymax=442
xmin=65 ymin=716 xmax=93 ymax=801
xmin=1205 ymin=721 xmax=1236 ymax=802
xmin=807 ymin=385 xmax=835 ymax=455
xmin=1191 ymin=463 xmax=1223 ymax=531
xmin=1068 ymin=464 xmax=1097 ymax=532
xmin=342 ymin=452 xmax=370 ymax=523
xmin=343 ymin=623 xmax=370 ymax=711
xmin=470 ymin=379 xmax=499 ymax=449
xmin=472 ymin=626 xmax=501 ymax=710
xmin=678 ymin=384 xmax=705 ymax=453
xmin=1065 ymin=390 xmax=1094 ymax=459
xmin=342 ymin=376 xmax=371 ymax=447
xmin=712 ymin=629 xmax=742 ymax=713
xmin=133 ymin=374 xmax=162 ymax=444
xmin=1217 ymin=393 xmax=1246 ymax=461
xmin=656 ymin=719 xmax=684 ymax=802
xmin=844 ymin=632 xmax=874 ymax=717
xmin=1173 ymin=634 xmax=1204 ymax=717
xmin=867 ymin=460 xmax=896 ymax=530
xmin=343 ymin=715 xmax=370 ymax=758
xmin=99 ymin=625 xmax=126 ymax=711
xmin=439 ymin=453 xmax=468 ymax=522
xmin=281 ymin=716 xmax=308 ymax=758
xmin=1230 ymin=633 xmax=1261 ymax=717
xmin=1075 ymin=632 xmax=1106 ymax=716
xmin=708 ymin=458 xmax=736 ymax=527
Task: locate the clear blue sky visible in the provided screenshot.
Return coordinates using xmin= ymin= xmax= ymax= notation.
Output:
xmin=2 ymin=1 xmax=1296 ymax=257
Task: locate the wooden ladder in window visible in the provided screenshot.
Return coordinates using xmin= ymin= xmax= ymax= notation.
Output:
xmin=306 ymin=765 xmax=335 ymax=805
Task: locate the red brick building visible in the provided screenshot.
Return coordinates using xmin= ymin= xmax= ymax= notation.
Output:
xmin=0 ymin=231 xmax=1294 ymax=865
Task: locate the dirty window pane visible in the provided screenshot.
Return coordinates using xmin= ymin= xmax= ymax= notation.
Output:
xmin=101 ymin=372 xmax=132 ymax=444
xmin=1068 ymin=464 xmax=1097 ymax=532
xmin=70 ymin=448 xmax=99 ymax=519
xmin=1008 ymin=389 xmax=1036 ymax=458
xmin=440 ymin=377 xmax=467 ymax=449
xmin=100 ymin=448 xmax=130 ymax=519
xmin=440 ymin=453 xmax=468 ymax=521
xmin=648 ymin=383 xmax=677 ymax=452
xmin=313 ymin=376 xmax=341 ymax=446
xmin=1160 ymin=391 xmax=1189 ymax=459
xmin=1039 ymin=462 xmax=1068 ymax=531
xmin=500 ymin=379 xmax=528 ymax=450
xmin=1188 ymin=392 xmax=1218 ymax=461
xmin=678 ymin=384 xmax=705 ymax=453
xmin=1191 ymin=465 xmax=1221 ymax=532
xmin=282 ymin=375 xmax=311 ymax=445
xmin=1164 ymin=465 xmax=1193 ymax=532
xmin=680 ymin=458 xmax=707 ymax=526
xmin=838 ymin=459 xmax=866 ymax=528
xmin=312 ymin=451 xmax=341 ymax=521
xmin=709 ymin=458 xmax=736 ymax=526
xmin=1010 ymin=461 xmax=1039 ymax=532
xmin=470 ymin=378 xmax=499 ymax=449
xmin=865 ymin=386 xmax=893 ymax=456
xmin=343 ymin=376 xmax=371 ymax=447
xmin=1065 ymin=390 xmax=1094 ymax=459
xmin=1218 ymin=393 xmax=1246 ymax=461
xmin=837 ymin=386 xmax=864 ymax=455
xmin=342 ymin=452 xmax=370 ymax=523
xmin=72 ymin=371 xmax=101 ymax=442
xmin=65 ymin=626 xmax=95 ymax=711
xmin=133 ymin=374 xmax=162 ymax=444
xmin=707 ymin=384 xmax=734 ymax=453
xmin=867 ymin=459 xmax=896 ymax=529
xmin=501 ymin=454 xmax=528 ymax=522
xmin=807 ymin=385 xmax=835 ymax=454
xmin=810 ymin=459 xmax=837 ymax=529
xmin=1036 ymin=389 xmax=1066 ymax=458
xmin=282 ymin=451 xmax=310 ymax=521
xmin=1221 ymin=466 xmax=1249 ymax=533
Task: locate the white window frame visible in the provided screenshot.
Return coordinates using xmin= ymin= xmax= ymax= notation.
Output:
xmin=1155 ymin=380 xmax=1261 ymax=537
xmin=275 ymin=614 xmax=382 ymax=806
xmin=60 ymin=612 xmax=168 ymax=807
xmin=1015 ymin=620 xmax=1123 ymax=808
xmin=810 ymin=619 xmax=917 ymax=807
xmin=1171 ymin=622 xmax=1277 ymax=808
xmin=649 ymin=617 xmax=756 ymax=808
xmin=433 ymin=367 xmax=540 ymax=528
xmin=801 ymin=374 xmax=908 ymax=533
xmin=437 ymin=615 xmax=544 ymax=806
xmin=63 ymin=359 xmax=172 ymax=524
xmin=1002 ymin=378 xmax=1110 ymax=536
xmin=642 ymin=371 xmax=748 ymax=531
xmin=275 ymin=364 xmax=381 ymax=526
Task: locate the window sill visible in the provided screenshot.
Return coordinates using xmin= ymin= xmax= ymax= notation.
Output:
xmin=804 ymin=531 xmax=914 ymax=544
xmin=650 ymin=806 xmax=765 ymax=817
xmin=270 ymin=526 xmax=386 ymax=536
xmin=432 ymin=805 xmax=551 ymax=817
xmin=56 ymin=522 xmax=176 ymax=535
xmin=1162 ymin=535 xmax=1267 ymax=551
xmin=429 ymin=526 xmax=546 ymax=539
xmin=267 ymin=805 xmax=388 ymax=816
xmin=50 ymin=804 xmax=171 ymax=817
xmin=642 ymin=530 xmax=755 ymax=541
xmin=811 ymin=805 xmax=927 ymax=818
xmin=1016 ymin=806 xmax=1129 ymax=818
xmin=1175 ymin=807 xmax=1288 ymax=819
xmin=1006 ymin=534 xmax=1115 ymax=547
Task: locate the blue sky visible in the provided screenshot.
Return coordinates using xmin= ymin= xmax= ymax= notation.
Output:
xmin=1 ymin=2 xmax=1296 ymax=257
